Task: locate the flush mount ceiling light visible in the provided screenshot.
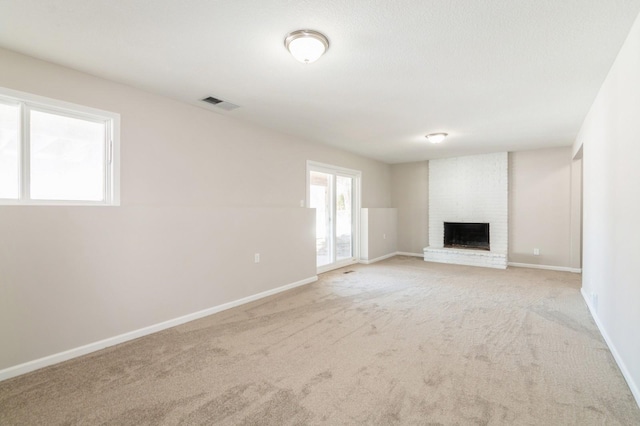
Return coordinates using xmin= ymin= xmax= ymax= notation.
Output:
xmin=425 ymin=133 xmax=448 ymax=144
xmin=284 ymin=29 xmax=329 ymax=64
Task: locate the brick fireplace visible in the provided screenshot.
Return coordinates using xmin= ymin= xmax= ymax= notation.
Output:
xmin=424 ymin=152 xmax=508 ymax=269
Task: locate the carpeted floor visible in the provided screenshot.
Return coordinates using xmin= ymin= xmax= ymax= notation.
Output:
xmin=1 ymin=256 xmax=639 ymax=425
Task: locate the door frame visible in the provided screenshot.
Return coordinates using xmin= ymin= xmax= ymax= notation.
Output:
xmin=306 ymin=160 xmax=362 ymax=274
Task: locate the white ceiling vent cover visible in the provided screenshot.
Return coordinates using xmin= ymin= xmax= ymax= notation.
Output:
xmin=201 ymin=96 xmax=240 ymax=112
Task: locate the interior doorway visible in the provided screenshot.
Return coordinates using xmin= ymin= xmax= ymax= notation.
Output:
xmin=307 ymin=161 xmax=361 ymax=273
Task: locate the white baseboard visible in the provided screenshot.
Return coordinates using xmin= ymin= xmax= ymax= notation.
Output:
xmin=396 ymin=252 xmax=424 ymax=257
xmin=580 ymin=288 xmax=640 ymax=408
xmin=360 ymin=251 xmax=423 ymax=264
xmin=508 ymin=262 xmax=582 ymax=273
xmin=359 ymin=252 xmax=397 ymax=265
xmin=0 ymin=275 xmax=318 ymax=382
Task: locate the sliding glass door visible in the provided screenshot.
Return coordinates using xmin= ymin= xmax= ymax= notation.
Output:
xmin=310 ymin=170 xmax=333 ymax=267
xmin=335 ymin=175 xmax=353 ymax=261
xmin=308 ymin=162 xmax=360 ymax=272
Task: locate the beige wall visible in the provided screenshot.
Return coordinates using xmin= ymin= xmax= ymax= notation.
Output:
xmin=1 ymin=207 xmax=316 ymax=369
xmin=574 ymin=10 xmax=640 ymax=402
xmin=0 ymin=42 xmax=599 ymax=379
xmin=361 ymin=208 xmax=398 ymax=261
xmin=392 ymin=153 xmax=578 ymax=268
xmin=509 ymin=147 xmax=578 ymax=268
xmin=0 ymin=48 xmax=391 ymax=371
xmin=570 ymin=156 xmax=582 ymax=270
xmin=390 ymin=161 xmax=429 ymax=254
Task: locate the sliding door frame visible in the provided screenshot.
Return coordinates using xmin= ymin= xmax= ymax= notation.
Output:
xmin=306 ymin=160 xmax=362 ymax=274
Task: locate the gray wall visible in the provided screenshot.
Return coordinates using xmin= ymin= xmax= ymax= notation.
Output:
xmin=0 ymin=47 xmax=392 ymax=371
xmin=574 ymin=11 xmax=640 ymax=402
xmin=390 ymin=161 xmax=429 ymax=254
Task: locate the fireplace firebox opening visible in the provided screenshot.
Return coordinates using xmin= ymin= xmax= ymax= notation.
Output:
xmin=444 ymin=222 xmax=490 ymax=251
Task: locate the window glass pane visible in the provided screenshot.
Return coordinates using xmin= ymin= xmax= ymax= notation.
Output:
xmin=0 ymin=102 xmax=20 ymax=199
xmin=336 ymin=175 xmax=353 ymax=260
xmin=30 ymin=110 xmax=105 ymax=201
xmin=310 ymin=171 xmax=333 ymax=267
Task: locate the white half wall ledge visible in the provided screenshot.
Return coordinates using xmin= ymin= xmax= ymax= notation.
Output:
xmin=508 ymin=262 xmax=582 ymax=274
xmin=0 ymin=275 xmax=318 ymax=382
xmin=581 ymin=288 xmax=640 ymax=408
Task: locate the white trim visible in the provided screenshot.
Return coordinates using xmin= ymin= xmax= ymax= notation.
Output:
xmin=508 ymin=262 xmax=582 ymax=273
xmin=0 ymin=275 xmax=318 ymax=382
xmin=0 ymin=86 xmax=119 ymax=119
xmin=581 ymin=288 xmax=640 ymax=408
xmin=396 ymin=252 xmax=424 ymax=257
xmin=306 ymin=160 xmax=361 ymax=176
xmin=360 ymin=252 xmax=396 ymax=265
xmin=0 ymin=86 xmax=121 ymax=206
xmin=317 ymin=259 xmax=358 ymax=274
xmin=307 ymin=160 xmax=362 ymax=274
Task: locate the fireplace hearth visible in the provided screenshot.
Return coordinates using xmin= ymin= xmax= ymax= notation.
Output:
xmin=444 ymin=222 xmax=490 ymax=251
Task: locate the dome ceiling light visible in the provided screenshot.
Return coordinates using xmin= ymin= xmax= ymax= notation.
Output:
xmin=426 ymin=133 xmax=448 ymax=144
xmin=284 ymin=29 xmax=329 ymax=64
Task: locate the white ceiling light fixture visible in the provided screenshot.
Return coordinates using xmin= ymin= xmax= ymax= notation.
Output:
xmin=284 ymin=29 xmax=329 ymax=64
xmin=426 ymin=133 xmax=448 ymax=144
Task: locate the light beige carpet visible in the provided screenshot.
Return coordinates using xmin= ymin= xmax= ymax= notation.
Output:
xmin=1 ymin=257 xmax=639 ymax=425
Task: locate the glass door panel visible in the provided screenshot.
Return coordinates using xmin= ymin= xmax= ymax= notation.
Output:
xmin=308 ymin=162 xmax=360 ymax=272
xmin=309 ymin=171 xmax=333 ymax=267
xmin=335 ymin=175 xmax=353 ymax=261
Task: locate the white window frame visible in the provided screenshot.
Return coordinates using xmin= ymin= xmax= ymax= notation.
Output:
xmin=306 ymin=160 xmax=362 ymax=273
xmin=0 ymin=87 xmax=120 ymax=206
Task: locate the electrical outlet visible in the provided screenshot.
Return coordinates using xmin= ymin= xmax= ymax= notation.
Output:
xmin=300 ymin=200 xmax=305 ymax=207
xmin=254 ymin=253 xmax=260 ymax=263
xmin=533 ymin=248 xmax=540 ymax=256
xmin=383 ymin=233 xmax=386 ymax=239
xmin=592 ymin=292 xmax=598 ymax=312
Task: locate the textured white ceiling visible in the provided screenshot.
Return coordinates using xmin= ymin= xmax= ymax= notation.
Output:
xmin=1 ymin=0 xmax=639 ymax=163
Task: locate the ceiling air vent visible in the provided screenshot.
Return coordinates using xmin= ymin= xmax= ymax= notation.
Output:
xmin=202 ymin=96 xmax=223 ymax=105
xmin=201 ymin=96 xmax=240 ymax=112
